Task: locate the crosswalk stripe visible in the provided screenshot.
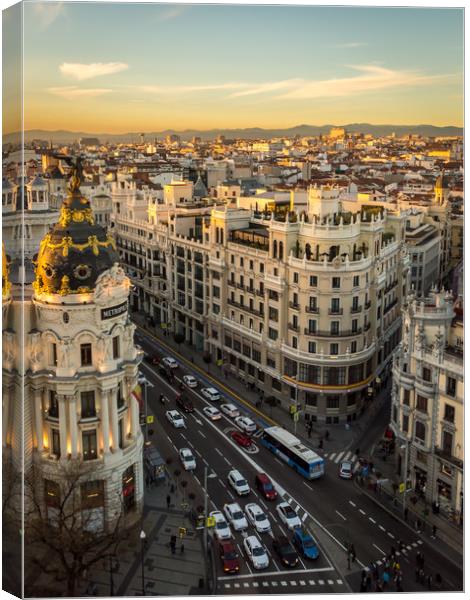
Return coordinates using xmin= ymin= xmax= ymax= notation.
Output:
xmin=318 ymin=579 xmax=325 ymax=585
xmin=234 ymin=583 xmax=240 ymax=588
xmin=243 ymin=582 xmax=250 ymax=588
xmin=412 ymin=542 xmax=417 ymax=547
xmin=271 ymin=581 xmax=278 ymax=587
xmin=417 ymin=540 xmax=423 ymax=545
xmin=309 ymin=580 xmax=316 ymax=585
xmin=281 ymin=581 xmax=288 ymax=586
xmin=252 ymin=582 xmax=259 ymax=587
xmin=343 ymin=450 xmax=352 ymax=461
xmin=290 ymin=581 xmax=297 ymax=586
xmin=224 ymin=584 xmax=231 ymax=589
xmin=329 ymin=453 xmax=336 ymax=461
xmin=302 ymin=512 xmax=308 ymax=522
xmin=334 ymin=451 xmax=345 ymax=463
xmin=328 ymin=580 xmax=334 ymax=585
xmin=262 ymin=582 xmax=269 ymax=587
xmin=337 ymin=580 xmax=344 ymax=584
xmin=299 ymin=581 xmax=306 ymax=586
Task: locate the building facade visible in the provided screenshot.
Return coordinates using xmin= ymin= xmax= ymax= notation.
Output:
xmin=390 ymin=290 xmax=463 ymax=518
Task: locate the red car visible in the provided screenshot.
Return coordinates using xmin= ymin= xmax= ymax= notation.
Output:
xmin=255 ymin=472 xmax=277 ymax=500
xmin=218 ymin=541 xmax=240 ymax=574
xmin=231 ymin=430 xmax=252 ymax=448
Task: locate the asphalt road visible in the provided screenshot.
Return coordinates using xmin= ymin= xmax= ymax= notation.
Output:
xmin=135 ymin=328 xmax=463 ymax=594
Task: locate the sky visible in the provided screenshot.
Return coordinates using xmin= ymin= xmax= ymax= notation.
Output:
xmin=5 ymin=1 xmax=465 ymax=133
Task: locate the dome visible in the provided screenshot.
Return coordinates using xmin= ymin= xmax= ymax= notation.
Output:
xmin=193 ymin=172 xmax=208 ymax=198
xmin=33 ymin=158 xmax=119 ymax=296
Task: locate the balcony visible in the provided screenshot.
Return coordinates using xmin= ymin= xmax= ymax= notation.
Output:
xmin=228 ymin=280 xmax=235 ymax=288
xmin=350 ymin=305 xmax=362 ymax=314
xmin=304 ymin=327 xmax=362 ymax=338
xmin=255 ymin=289 xmax=264 ymax=297
xmin=236 ymin=283 xmax=245 ymax=290
xmin=364 ymin=322 xmax=371 ymax=332
xmin=384 ymin=299 xmax=398 ymax=315
xmin=365 ymin=300 xmax=371 ymax=309
xmin=434 ymin=447 xmax=463 ymax=470
xmin=305 ymin=306 xmax=319 ymax=314
xmin=289 ymin=302 xmax=300 ymax=310
xmin=246 ymin=286 xmax=255 ymax=294
xmin=328 ymin=308 xmax=343 ymax=315
xmin=288 ymin=323 xmax=300 ymax=333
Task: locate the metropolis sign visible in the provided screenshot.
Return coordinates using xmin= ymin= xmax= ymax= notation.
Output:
xmin=101 ymin=301 xmax=128 ymax=320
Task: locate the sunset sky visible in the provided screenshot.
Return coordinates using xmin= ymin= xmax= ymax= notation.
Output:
xmin=9 ymin=2 xmax=465 ymax=133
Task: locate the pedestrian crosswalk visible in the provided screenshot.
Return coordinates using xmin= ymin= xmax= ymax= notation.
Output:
xmin=324 ymin=450 xmax=362 ymax=471
xmin=220 ymin=577 xmax=344 ymax=591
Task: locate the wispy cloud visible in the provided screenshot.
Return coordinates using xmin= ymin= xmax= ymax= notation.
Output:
xmin=334 ymin=42 xmax=368 ymax=49
xmin=155 ymin=6 xmax=186 ymax=22
xmin=138 ymin=83 xmax=247 ymax=94
xmin=47 ymin=86 xmax=113 ymax=100
xmin=59 ymin=62 xmax=129 ymax=81
xmin=31 ymin=1 xmax=65 ymax=29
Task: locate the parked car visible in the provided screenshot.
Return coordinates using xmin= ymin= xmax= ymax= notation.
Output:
xmin=276 ymin=502 xmax=302 ymax=530
xmin=220 ymin=403 xmax=240 ymax=418
xmin=245 ymin=503 xmax=271 ymax=533
xmin=339 ymin=460 xmax=353 ymax=480
xmin=165 ymin=410 xmax=185 ymax=428
xmin=203 ymin=406 xmax=222 ymax=421
xmin=293 ymin=528 xmax=319 ymax=560
xmin=231 ymin=430 xmax=253 ymax=448
xmin=144 ymin=353 xmax=160 ymax=365
xmin=210 ymin=510 xmax=232 ymax=541
xmin=179 ymin=447 xmax=196 ymax=471
xmin=223 ymin=503 xmax=248 ymax=531
xmin=201 ymin=387 xmax=221 ymax=402
xmin=255 ymin=473 xmax=277 ymax=500
xmin=235 ymin=416 xmax=257 ymax=434
xmin=218 ymin=541 xmax=240 ymax=574
xmin=243 ymin=536 xmax=269 ymax=570
xmin=182 ymin=374 xmax=198 ymax=388
xmin=176 ymin=394 xmax=194 ymax=413
xmin=272 ymin=535 xmax=299 ymax=568
xmin=228 ymin=470 xmax=250 ymax=496
xmin=162 ymin=356 xmax=179 ymax=370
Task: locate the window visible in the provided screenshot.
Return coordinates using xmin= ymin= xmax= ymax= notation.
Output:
xmin=82 ymin=430 xmax=97 ymax=460
xmin=48 ymin=391 xmax=59 ymax=418
xmin=308 ymin=319 xmax=317 ymax=334
xmin=305 ymin=393 xmax=317 ymax=406
xmin=267 ymin=356 xmax=276 ymax=369
xmin=446 ymin=377 xmax=456 ymax=397
xmin=422 ymin=367 xmax=431 ymax=382
xmin=81 ymin=480 xmax=104 ymax=509
xmin=327 ymin=397 xmax=340 ymax=409
xmin=51 ymin=429 xmax=60 ymax=457
xmin=292 ymin=315 xmax=298 ymax=328
xmin=331 ymin=298 xmax=340 ymax=313
xmin=309 ymin=297 xmax=317 ymax=310
xmin=416 ymin=395 xmax=428 ymax=413
xmin=269 ymin=307 xmax=279 ymax=321
xmin=260 ymin=263 xmax=265 ymax=273
xmin=117 ymin=383 xmax=125 ymax=409
xmin=350 ymin=341 xmax=357 ymax=353
xmin=118 ymin=419 xmax=124 ymax=449
xmin=230 ymin=255 xmax=235 ymax=264
xmin=293 ymin=272 xmax=299 ymax=284
xmin=112 ymin=336 xmax=120 ymax=359
xmin=242 ymin=344 xmax=251 ymax=358
xmin=415 ymin=421 xmax=426 ymax=442
xmin=308 ymin=341 xmax=316 ymax=353
xmin=403 ymin=389 xmax=410 ymax=406
xmin=309 ymin=275 xmax=318 ymax=287
xmin=353 ymin=275 xmax=360 ymax=287
xmin=442 ymin=431 xmax=453 ymax=455
xmin=330 ymin=343 xmax=339 ymax=355
xmin=249 ymin=260 xmax=254 ymax=270
xmin=352 ymin=296 xmax=359 ymax=310
xmin=240 ymin=257 xmax=244 ymax=267
xmin=292 ymin=292 xmax=298 ymax=306
xmin=268 ymin=327 xmax=278 ymax=341
xmin=80 ymin=343 xmax=92 ymax=366
xmin=292 ymin=337 xmax=298 ymax=349
xmin=330 ymin=321 xmax=339 ymax=335
xmin=212 ymin=285 xmax=220 ymax=298
xmin=252 ymin=349 xmax=261 ymax=363
xmin=272 ymin=378 xmax=282 ymax=391
xmin=402 ymin=414 xmax=409 ymax=433
xmin=81 ymin=391 xmax=96 ymax=418
xmin=274 ymin=268 xmax=278 ymax=276
xmin=444 ymin=404 xmax=455 ymax=423
xmin=45 ymin=479 xmax=60 ymax=509
xmin=332 ymin=277 xmax=341 ymax=289
xmin=51 ymin=343 xmax=58 ymax=367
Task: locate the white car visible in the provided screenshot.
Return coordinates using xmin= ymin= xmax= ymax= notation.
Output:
xmin=162 ymin=356 xmax=179 ymax=370
xmin=245 ymin=503 xmax=271 ymax=533
xmin=201 ymin=387 xmax=221 ymax=402
xmin=220 ymin=403 xmax=240 ymax=418
xmin=203 ymin=406 xmax=222 ymax=421
xmin=228 ymin=470 xmax=250 ymax=496
xmin=235 ymin=416 xmax=257 ymax=434
xmin=182 ymin=375 xmax=198 ymax=388
xmin=209 ymin=510 xmax=232 ymax=540
xmin=179 ymin=447 xmax=196 ymax=471
xmin=243 ymin=536 xmax=269 ymax=570
xmin=276 ymin=502 xmax=302 ymax=530
xmin=223 ymin=502 xmax=248 ymax=531
xmin=165 ymin=410 xmax=185 ymax=428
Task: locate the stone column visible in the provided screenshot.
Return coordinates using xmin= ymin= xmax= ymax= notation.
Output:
xmin=100 ymin=389 xmax=110 ymax=454
xmin=110 ymin=389 xmax=120 ymax=451
xmin=69 ymin=395 xmax=78 ymax=459
xmin=58 ymin=395 xmax=67 ymax=459
xmin=34 ymin=388 xmax=44 ymax=453
xmin=2 ymin=386 xmax=10 ymax=447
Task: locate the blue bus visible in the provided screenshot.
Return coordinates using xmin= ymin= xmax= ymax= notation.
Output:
xmin=261 ymin=426 xmax=325 ymax=480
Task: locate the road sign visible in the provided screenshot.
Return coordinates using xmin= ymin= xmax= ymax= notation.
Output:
xmin=206 ymin=516 xmax=216 ymax=528
xmin=179 ymin=527 xmax=187 ymax=539
xmin=293 ymin=411 xmax=300 ymax=423
xmin=399 ymin=482 xmax=405 ymax=493
xmin=216 ymin=359 xmax=223 ymax=366
xmin=146 ymin=415 xmax=154 ymax=424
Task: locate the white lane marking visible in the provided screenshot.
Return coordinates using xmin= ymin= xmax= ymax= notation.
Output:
xmin=259 ymin=498 xmax=268 ymax=511
xmin=334 ymin=451 xmax=345 ymax=464
xmin=193 ymin=475 xmax=201 ymax=486
xmin=337 ymin=580 xmax=344 ymax=584
xmin=218 ymin=567 xmax=335 ymax=580
xmin=202 ymin=458 xmax=209 ymax=466
xmin=215 ymin=448 xmax=223 ymax=457
xmin=227 ymin=490 xmax=235 ymax=500
xmin=379 ymin=525 xmax=386 ymax=531
xmin=274 ymin=457 xmax=284 ymax=467
xmin=417 ymin=540 xmax=423 ymax=545
xmin=180 ymin=433 xmax=188 ymax=441
xmin=219 ymin=480 xmax=227 ymax=488
xmin=373 ymin=543 xmax=386 ymax=555
xmin=349 ymin=500 xmax=356 ymax=507
xmin=271 ymin=558 xmax=281 ymax=572
xmin=335 ymin=510 xmax=347 ymax=521
xmin=359 ymin=509 xmax=366 ymax=515
xmin=198 ymin=429 xmax=206 ymax=439
xmin=329 ymin=453 xmax=336 ymax=461
xmin=287 ymin=497 xmax=293 ymax=505
xmin=387 ymin=532 xmax=395 ymax=539
xmin=369 ymin=517 xmax=376 ymax=524
xmin=303 ymin=481 xmax=314 ymax=491
xmin=302 ymin=512 xmax=308 ymax=522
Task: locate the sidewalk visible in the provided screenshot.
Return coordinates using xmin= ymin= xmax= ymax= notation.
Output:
xmin=133 ymin=311 xmax=390 ymax=455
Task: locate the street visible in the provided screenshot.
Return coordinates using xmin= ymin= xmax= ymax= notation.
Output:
xmin=135 ymin=327 xmax=463 ymax=594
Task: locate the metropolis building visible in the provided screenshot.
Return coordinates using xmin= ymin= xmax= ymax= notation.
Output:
xmin=2 ymin=164 xmax=144 ymax=531
xmin=114 ymin=180 xmax=409 ymax=422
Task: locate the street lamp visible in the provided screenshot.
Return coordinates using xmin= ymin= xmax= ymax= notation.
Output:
xmin=203 ymin=467 xmax=217 ymax=589
xmin=139 ymin=529 xmax=146 ymax=596
xmin=138 ymin=375 xmax=154 ymax=444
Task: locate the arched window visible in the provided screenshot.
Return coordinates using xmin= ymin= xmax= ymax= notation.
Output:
xmin=279 ymin=241 xmax=284 ymax=260
xmin=220 ymin=229 xmax=224 ymax=245
xmin=215 ymin=228 xmax=219 ymax=244
xmin=273 ymin=240 xmax=278 ymax=259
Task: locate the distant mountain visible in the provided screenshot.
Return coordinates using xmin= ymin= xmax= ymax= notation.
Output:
xmin=3 ymin=123 xmax=463 ymax=145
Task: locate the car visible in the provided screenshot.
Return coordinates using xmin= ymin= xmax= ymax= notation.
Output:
xmin=220 ymin=403 xmax=240 ymax=418
xmin=218 ymin=540 xmax=240 ymax=574
xmin=255 ymin=473 xmax=278 ymax=501
xmin=176 ymin=394 xmax=194 ymax=413
xmin=165 ymin=410 xmax=185 ymax=428
xmin=339 ymin=460 xmax=353 ymax=480
xmin=144 ymin=353 xmax=160 ymax=365
xmin=231 ymin=430 xmax=253 ymax=448
xmin=293 ymin=528 xmax=319 ymax=560
xmin=179 ymin=448 xmax=196 ymax=471
xmin=243 ymin=536 xmax=269 ymax=570
xmin=276 ymin=502 xmax=302 ymax=530
xmin=182 ymin=374 xmax=198 ymax=389
xmin=223 ymin=503 xmax=248 ymax=531
xmin=162 ymin=356 xmax=179 ymax=370
xmin=201 ymin=387 xmax=221 ymax=402
xmin=210 ymin=510 xmax=232 ymax=541
xmin=235 ymin=416 xmax=257 ymax=434
xmin=203 ymin=406 xmax=222 ymax=421
xmin=228 ymin=470 xmax=250 ymax=496
xmin=272 ymin=535 xmax=299 ymax=568
xmin=158 ymin=364 xmax=174 ymax=381
xmin=245 ymin=503 xmax=271 ymax=533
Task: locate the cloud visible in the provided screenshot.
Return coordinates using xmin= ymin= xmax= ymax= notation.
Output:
xmin=47 ymin=86 xmax=113 ymax=100
xmin=155 ymin=6 xmax=186 ymax=22
xmin=59 ymin=62 xmax=129 ymax=81
xmin=138 ymin=83 xmax=247 ymax=94
xmin=31 ymin=1 xmax=64 ymax=29
xmin=334 ymin=42 xmax=368 ymax=48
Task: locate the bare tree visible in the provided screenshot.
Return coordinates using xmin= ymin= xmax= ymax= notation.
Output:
xmin=22 ymin=460 xmax=130 ymax=597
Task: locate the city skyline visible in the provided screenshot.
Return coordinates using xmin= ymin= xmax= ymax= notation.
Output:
xmin=7 ymin=2 xmax=463 ymax=134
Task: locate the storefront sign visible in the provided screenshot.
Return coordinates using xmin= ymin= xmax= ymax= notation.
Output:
xmin=101 ymin=301 xmax=127 ymax=320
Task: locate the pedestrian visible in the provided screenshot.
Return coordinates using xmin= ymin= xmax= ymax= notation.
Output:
xmin=415 ymin=567 xmax=420 ymax=582
xmin=166 ymin=494 xmax=171 ymax=509
xmin=404 ymin=507 xmax=409 ymax=522
xmin=318 ymin=438 xmax=323 ymax=450
xmin=359 ymin=580 xmax=367 ymax=593
xmin=170 ymin=534 xmax=176 ymax=555
xmin=355 ymin=448 xmax=360 ymax=457
xmin=350 ymin=544 xmax=356 ymax=563
xmin=325 ymin=429 xmax=330 ymax=441
xmin=415 ymin=551 xmax=422 ymax=567
xmin=180 ymin=542 xmax=185 ymax=554
xmin=432 ymin=524 xmax=437 ymax=538
xmin=427 ymin=574 xmax=433 ymax=590
xmin=419 ymin=568 xmax=425 ymax=585
xmin=365 ymin=574 xmax=372 ymax=591
xmin=390 ymin=545 xmax=396 ymax=558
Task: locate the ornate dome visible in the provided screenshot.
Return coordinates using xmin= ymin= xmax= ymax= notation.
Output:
xmin=33 ymin=158 xmax=119 ymax=296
